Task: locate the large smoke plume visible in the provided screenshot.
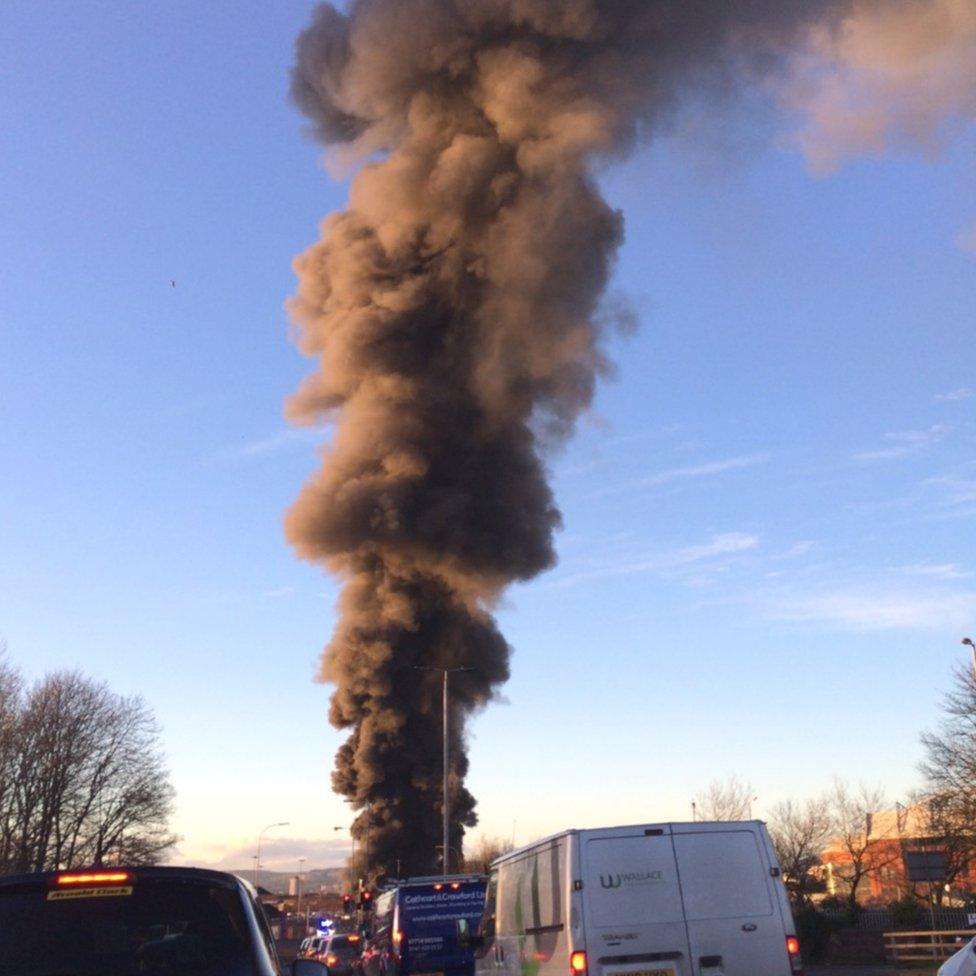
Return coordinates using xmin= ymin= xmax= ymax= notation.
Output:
xmin=285 ymin=0 xmax=974 ymax=879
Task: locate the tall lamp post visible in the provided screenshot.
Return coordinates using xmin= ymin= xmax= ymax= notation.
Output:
xmin=963 ymin=637 xmax=975 ymax=679
xmin=256 ymin=821 xmax=290 ymax=890
xmin=334 ymin=824 xmax=354 ymax=881
xmin=416 ymin=666 xmax=473 ymax=877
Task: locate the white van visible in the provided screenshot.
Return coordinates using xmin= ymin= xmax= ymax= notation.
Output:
xmin=463 ymin=821 xmax=803 ymax=976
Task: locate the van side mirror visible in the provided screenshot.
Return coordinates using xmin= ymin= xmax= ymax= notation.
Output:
xmin=457 ymin=918 xmax=484 ymax=950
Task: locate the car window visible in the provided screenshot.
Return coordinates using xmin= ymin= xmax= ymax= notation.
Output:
xmin=0 ymin=876 xmax=257 ymax=976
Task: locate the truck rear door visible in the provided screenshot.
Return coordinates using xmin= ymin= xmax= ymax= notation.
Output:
xmin=672 ymin=826 xmax=790 ymax=976
xmin=582 ymin=828 xmax=693 ymax=976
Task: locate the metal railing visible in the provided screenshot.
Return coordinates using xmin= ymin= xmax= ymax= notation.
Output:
xmin=883 ymin=929 xmax=974 ymax=963
xmin=821 ymin=907 xmax=975 ymax=930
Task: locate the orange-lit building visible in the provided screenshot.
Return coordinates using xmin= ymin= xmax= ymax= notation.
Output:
xmin=821 ymin=804 xmax=976 ymax=906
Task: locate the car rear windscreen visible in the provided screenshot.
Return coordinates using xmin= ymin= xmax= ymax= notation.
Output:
xmin=0 ymin=876 xmax=256 ymax=975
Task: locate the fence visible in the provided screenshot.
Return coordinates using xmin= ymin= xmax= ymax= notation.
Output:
xmin=883 ymin=929 xmax=974 ymax=964
xmin=821 ymin=907 xmax=976 ymax=931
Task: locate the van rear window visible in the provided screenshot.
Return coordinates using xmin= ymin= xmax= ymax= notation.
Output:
xmin=584 ymin=835 xmax=684 ymax=927
xmin=673 ymin=830 xmax=773 ymax=920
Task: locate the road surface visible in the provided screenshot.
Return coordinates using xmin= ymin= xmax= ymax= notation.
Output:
xmin=809 ymin=967 xmax=934 ymax=976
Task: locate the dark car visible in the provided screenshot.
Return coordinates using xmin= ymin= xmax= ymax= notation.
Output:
xmin=316 ymin=932 xmax=364 ymax=975
xmin=0 ymin=865 xmax=282 ymax=975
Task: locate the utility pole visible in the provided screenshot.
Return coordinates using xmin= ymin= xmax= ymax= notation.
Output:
xmin=415 ymin=665 xmax=473 ymax=877
xmin=297 ymin=857 xmax=306 ymax=924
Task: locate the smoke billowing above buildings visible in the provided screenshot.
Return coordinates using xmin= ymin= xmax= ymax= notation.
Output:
xmin=285 ymin=0 xmax=974 ymax=878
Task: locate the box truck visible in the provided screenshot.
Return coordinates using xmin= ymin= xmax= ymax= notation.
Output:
xmin=461 ymin=821 xmax=803 ymax=976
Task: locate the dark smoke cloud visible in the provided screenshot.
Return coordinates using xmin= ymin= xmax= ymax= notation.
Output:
xmin=285 ymin=0 xmax=962 ymax=878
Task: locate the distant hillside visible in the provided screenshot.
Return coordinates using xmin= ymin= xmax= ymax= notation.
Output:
xmin=233 ymin=867 xmax=345 ymax=894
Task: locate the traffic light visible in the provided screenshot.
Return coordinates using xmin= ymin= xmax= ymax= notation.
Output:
xmin=342 ymin=893 xmax=354 ymax=914
xmin=360 ymin=889 xmax=374 ymax=911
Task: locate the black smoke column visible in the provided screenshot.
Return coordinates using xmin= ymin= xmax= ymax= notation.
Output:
xmin=286 ymin=0 xmax=852 ymax=878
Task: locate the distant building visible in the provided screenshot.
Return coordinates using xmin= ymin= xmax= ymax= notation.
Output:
xmin=821 ymin=802 xmax=976 ymax=906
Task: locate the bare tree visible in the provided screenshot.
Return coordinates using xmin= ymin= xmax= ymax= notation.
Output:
xmin=0 ymin=662 xmax=176 ymax=873
xmin=694 ymin=775 xmax=755 ymax=821
xmin=464 ymin=835 xmax=514 ymax=874
xmin=827 ymin=780 xmax=900 ymax=911
xmin=917 ymin=667 xmax=976 ymax=902
xmin=921 ymin=664 xmax=976 ymax=813
xmin=0 ymin=644 xmax=23 ymax=868
xmin=767 ymin=795 xmax=832 ymax=906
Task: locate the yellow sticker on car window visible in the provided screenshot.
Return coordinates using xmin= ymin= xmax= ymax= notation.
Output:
xmin=47 ymin=886 xmax=134 ymax=901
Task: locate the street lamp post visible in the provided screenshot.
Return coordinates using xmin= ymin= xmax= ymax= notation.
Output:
xmin=297 ymin=857 xmax=306 ymax=921
xmin=256 ymin=821 xmax=290 ymax=890
xmin=334 ymin=824 xmax=354 ymax=883
xmin=415 ymin=666 xmax=473 ymax=877
xmin=962 ymin=637 xmax=975 ymax=679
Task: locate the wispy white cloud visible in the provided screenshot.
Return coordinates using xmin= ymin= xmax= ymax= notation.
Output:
xmin=901 ymin=562 xmax=971 ymax=581
xmin=637 ymin=453 xmax=770 ymax=488
xmin=546 ymin=532 xmax=760 ymax=590
xmin=763 ymin=588 xmax=976 ymax=632
xmin=238 ymin=428 xmax=323 ymax=458
xmin=666 ymin=533 xmax=760 ymax=565
xmin=610 ymin=424 xmax=686 ymax=445
xmin=926 ymin=473 xmax=976 ymax=508
xmin=263 ymin=586 xmax=296 ymax=598
xmin=854 ymin=424 xmax=950 ymax=461
xmin=213 ymin=427 xmax=325 ymax=463
xmin=776 ymin=540 xmax=818 ymax=559
xmin=935 ymin=388 xmax=973 ymax=402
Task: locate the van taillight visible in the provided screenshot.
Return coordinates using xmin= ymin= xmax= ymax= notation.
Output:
xmin=570 ymin=951 xmax=587 ymax=976
xmin=786 ymin=936 xmax=804 ymax=975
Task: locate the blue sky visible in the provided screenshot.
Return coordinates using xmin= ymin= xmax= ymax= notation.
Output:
xmin=1 ymin=1 xmax=973 ymax=872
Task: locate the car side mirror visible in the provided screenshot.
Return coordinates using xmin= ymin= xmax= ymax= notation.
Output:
xmin=293 ymin=961 xmax=330 ymax=976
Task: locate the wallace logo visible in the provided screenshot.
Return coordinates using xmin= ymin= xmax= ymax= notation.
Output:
xmin=600 ymin=871 xmax=664 ymax=889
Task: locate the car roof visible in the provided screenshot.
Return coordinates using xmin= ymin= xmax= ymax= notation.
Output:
xmin=0 ymin=866 xmax=248 ymax=890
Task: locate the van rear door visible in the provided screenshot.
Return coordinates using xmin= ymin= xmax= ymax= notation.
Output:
xmin=582 ymin=828 xmax=692 ymax=976
xmin=672 ymin=826 xmax=790 ymax=976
